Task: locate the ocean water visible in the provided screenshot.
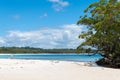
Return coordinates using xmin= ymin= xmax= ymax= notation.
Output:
xmin=0 ymin=53 xmax=103 ymax=62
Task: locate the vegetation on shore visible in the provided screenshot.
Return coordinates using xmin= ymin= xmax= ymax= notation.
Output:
xmin=0 ymin=47 xmax=97 ymax=53
xmin=0 ymin=47 xmax=76 ymax=53
xmin=77 ymin=0 xmax=120 ymax=68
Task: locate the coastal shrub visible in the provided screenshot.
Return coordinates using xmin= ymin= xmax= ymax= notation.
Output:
xmin=77 ymin=0 xmax=120 ymax=68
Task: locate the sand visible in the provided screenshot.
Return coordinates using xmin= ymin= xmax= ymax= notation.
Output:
xmin=0 ymin=59 xmax=120 ymax=80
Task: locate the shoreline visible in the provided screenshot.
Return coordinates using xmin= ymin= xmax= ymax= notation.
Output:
xmin=0 ymin=59 xmax=120 ymax=80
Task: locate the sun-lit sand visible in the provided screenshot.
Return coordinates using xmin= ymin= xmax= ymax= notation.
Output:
xmin=0 ymin=59 xmax=120 ymax=80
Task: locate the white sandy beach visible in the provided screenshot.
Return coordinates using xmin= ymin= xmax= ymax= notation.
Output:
xmin=0 ymin=59 xmax=120 ymax=80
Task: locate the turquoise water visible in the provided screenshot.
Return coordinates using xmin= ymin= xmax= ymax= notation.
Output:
xmin=0 ymin=53 xmax=103 ymax=62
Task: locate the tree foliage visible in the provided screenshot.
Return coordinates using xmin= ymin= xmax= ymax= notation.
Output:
xmin=77 ymin=0 xmax=120 ymax=58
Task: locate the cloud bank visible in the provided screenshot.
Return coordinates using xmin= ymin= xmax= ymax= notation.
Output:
xmin=0 ymin=24 xmax=84 ymax=49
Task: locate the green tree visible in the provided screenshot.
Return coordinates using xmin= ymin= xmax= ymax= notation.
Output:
xmin=77 ymin=0 xmax=120 ymax=59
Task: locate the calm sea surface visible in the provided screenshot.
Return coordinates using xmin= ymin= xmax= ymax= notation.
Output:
xmin=0 ymin=53 xmax=103 ymax=62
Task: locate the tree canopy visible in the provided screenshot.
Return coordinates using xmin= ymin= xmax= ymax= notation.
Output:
xmin=77 ymin=0 xmax=120 ymax=58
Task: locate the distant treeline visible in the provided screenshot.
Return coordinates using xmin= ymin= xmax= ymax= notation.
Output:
xmin=0 ymin=47 xmax=97 ymax=53
xmin=0 ymin=47 xmax=76 ymax=53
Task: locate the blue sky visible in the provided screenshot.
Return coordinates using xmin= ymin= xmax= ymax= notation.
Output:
xmin=0 ymin=0 xmax=98 ymax=48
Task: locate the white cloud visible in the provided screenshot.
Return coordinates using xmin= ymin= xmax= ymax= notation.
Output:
xmin=49 ymin=0 xmax=60 ymax=2
xmin=48 ymin=0 xmax=69 ymax=11
xmin=40 ymin=13 xmax=48 ymax=18
xmin=0 ymin=24 xmax=85 ymax=49
xmin=0 ymin=38 xmax=5 ymax=44
xmin=12 ymin=14 xmax=20 ymax=20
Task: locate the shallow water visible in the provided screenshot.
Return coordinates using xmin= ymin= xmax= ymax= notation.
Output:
xmin=0 ymin=53 xmax=103 ymax=62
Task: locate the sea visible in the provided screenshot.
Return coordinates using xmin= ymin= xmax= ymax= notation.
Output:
xmin=0 ymin=53 xmax=103 ymax=62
